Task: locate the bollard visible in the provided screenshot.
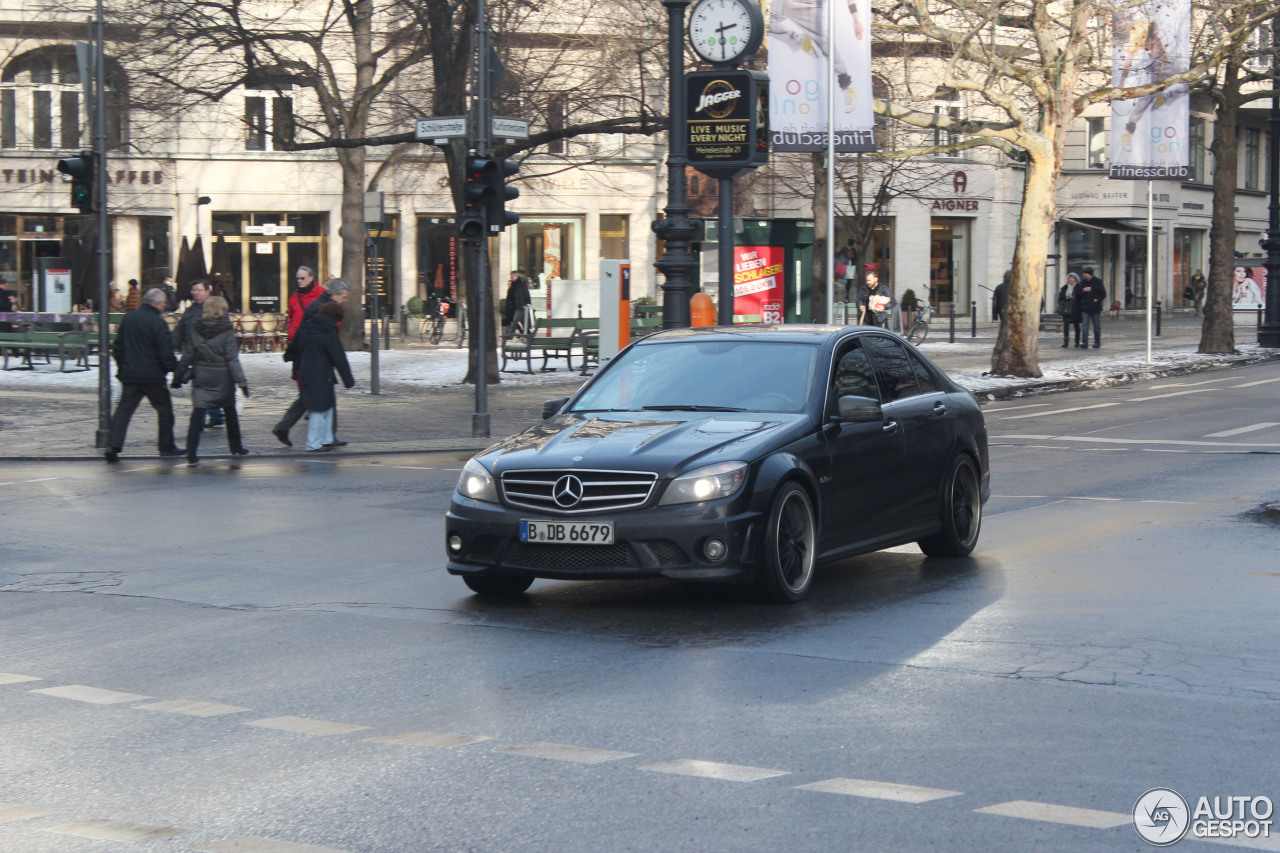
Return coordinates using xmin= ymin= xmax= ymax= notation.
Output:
xmin=971 ymin=301 xmax=977 ymax=337
xmin=948 ymin=303 xmax=956 ymax=343
xmin=1155 ymin=300 xmax=1162 ymax=337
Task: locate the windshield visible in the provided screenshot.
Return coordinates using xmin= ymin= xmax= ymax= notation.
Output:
xmin=571 ymin=339 xmax=820 ymax=414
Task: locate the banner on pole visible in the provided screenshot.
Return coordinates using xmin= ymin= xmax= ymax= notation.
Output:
xmin=767 ymin=0 xmax=876 ymax=152
xmin=1108 ymin=0 xmax=1190 ymax=180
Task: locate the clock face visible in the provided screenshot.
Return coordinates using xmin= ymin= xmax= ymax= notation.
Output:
xmin=689 ymin=0 xmax=761 ymax=66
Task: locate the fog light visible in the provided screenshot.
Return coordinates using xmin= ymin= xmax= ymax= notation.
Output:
xmin=448 ymin=534 xmax=463 ymax=554
xmin=703 ymin=538 xmax=727 ymax=562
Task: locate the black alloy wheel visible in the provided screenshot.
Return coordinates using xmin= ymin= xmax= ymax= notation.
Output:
xmin=755 ymin=482 xmax=817 ymax=603
xmin=463 ymin=573 xmax=534 ymax=597
xmin=918 ymin=454 xmax=982 ymax=558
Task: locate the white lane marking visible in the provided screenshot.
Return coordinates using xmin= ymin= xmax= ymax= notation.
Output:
xmin=1127 ymin=388 xmax=1222 ymax=401
xmin=796 ymin=778 xmax=961 ymax=803
xmin=974 ymin=800 xmax=1130 ymax=828
xmin=1197 ymin=831 xmax=1280 ymax=851
xmin=0 ymin=803 xmax=54 ymax=822
xmin=244 ymin=716 xmax=370 ymax=736
xmin=0 ymin=477 xmax=60 ymax=487
xmin=1063 ymin=496 xmax=1122 ymax=501
xmin=134 ymin=699 xmax=249 ymax=717
xmin=45 ymin=819 xmax=189 ymax=842
xmin=391 ymin=466 xmax=436 ymax=470
xmin=188 ymin=837 xmax=349 ymax=853
xmin=1148 ymin=377 xmax=1237 ymax=389
xmin=495 ymin=742 xmax=638 ymax=764
xmin=997 ymin=403 xmax=1123 ymax=420
xmin=991 ymin=495 xmax=1050 ymax=498
xmin=365 ymin=732 xmax=492 ymax=748
xmin=1206 ymin=422 xmax=1280 ymax=438
xmin=30 ymin=684 xmax=150 ymax=704
xmin=640 ymin=758 xmax=790 ymax=782
xmin=984 ymin=402 xmax=1051 ymax=412
xmin=1001 ymin=434 xmax=1280 ymax=448
xmin=0 ymin=673 xmax=41 ymax=685
xmin=1231 ymin=377 xmax=1280 ymax=388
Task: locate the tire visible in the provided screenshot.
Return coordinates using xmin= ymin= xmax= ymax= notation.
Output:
xmin=429 ymin=321 xmax=444 ymax=345
xmin=907 ymin=322 xmax=928 ymax=344
xmin=462 ymin=574 xmax=534 ymax=597
xmin=754 ymin=482 xmax=817 ymax=603
xmin=918 ymin=455 xmax=982 ymax=557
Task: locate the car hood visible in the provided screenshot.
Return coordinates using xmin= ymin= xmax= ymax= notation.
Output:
xmin=480 ymin=412 xmax=809 ymax=477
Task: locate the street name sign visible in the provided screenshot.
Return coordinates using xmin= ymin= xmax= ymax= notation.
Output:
xmin=415 ymin=117 xmax=468 ymax=143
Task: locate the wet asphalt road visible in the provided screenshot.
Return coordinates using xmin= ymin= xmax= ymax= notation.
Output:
xmin=1 ymin=361 xmax=1278 ymax=852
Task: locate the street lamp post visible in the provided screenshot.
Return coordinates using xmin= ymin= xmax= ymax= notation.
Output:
xmin=653 ymin=0 xmax=698 ymax=329
xmin=1260 ymin=14 xmax=1280 ymax=348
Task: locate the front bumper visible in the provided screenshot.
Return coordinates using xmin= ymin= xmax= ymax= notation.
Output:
xmin=445 ymin=494 xmax=765 ymax=583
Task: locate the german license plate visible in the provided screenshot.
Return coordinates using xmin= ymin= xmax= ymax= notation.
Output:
xmin=520 ymin=520 xmax=614 ymax=545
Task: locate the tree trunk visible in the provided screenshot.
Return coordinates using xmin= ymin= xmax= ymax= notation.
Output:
xmin=990 ymin=146 xmax=1058 ymax=378
xmin=1200 ymin=62 xmax=1242 ymax=354
xmin=338 ymin=147 xmax=368 ymax=351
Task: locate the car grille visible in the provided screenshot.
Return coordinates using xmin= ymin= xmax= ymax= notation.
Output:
xmin=500 ymin=469 xmax=658 ymax=515
xmin=505 ymin=542 xmax=640 ymax=570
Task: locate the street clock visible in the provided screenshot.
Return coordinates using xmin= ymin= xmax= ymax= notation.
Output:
xmin=688 ymin=0 xmax=764 ymax=67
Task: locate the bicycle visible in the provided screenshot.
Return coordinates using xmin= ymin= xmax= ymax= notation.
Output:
xmin=425 ymin=296 xmax=456 ymax=345
xmin=905 ymin=292 xmax=934 ymax=344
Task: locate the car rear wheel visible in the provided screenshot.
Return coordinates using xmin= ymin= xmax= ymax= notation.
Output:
xmin=755 ymin=483 xmax=816 ymax=603
xmin=918 ymin=455 xmax=982 ymax=557
xmin=462 ymin=573 xmax=534 ymax=597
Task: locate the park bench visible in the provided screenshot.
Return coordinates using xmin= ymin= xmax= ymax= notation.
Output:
xmin=502 ymin=316 xmax=594 ymax=373
xmin=0 ymin=329 xmax=92 ymax=372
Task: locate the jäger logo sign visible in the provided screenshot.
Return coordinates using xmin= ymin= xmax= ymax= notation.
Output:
xmin=696 ymin=81 xmax=743 ymax=118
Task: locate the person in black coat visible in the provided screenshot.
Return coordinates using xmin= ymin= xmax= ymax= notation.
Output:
xmin=503 ymin=271 xmax=531 ymax=332
xmin=105 ymin=288 xmax=183 ymax=462
xmin=1057 ymin=272 xmax=1083 ymax=347
xmin=172 ymin=278 xmax=224 ymax=428
xmin=296 ymin=301 xmax=355 ymax=451
xmin=1077 ymin=267 xmax=1106 ymax=347
xmin=274 ymin=278 xmax=351 ymax=447
xmin=172 ymin=296 xmax=249 ymax=465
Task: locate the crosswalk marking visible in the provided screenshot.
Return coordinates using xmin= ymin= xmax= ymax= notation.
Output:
xmin=639 ymin=758 xmax=790 ymax=782
xmin=364 ymin=732 xmax=492 ymax=747
xmin=134 ymin=699 xmax=250 ymax=717
xmin=1127 ymin=388 xmax=1222 ymax=401
xmin=1205 ymin=422 xmax=1280 ymax=438
xmin=188 ymin=837 xmax=349 ymax=852
xmin=1231 ymin=377 xmax=1280 ymax=388
xmin=495 ymin=742 xmax=638 ymax=764
xmin=30 ymin=684 xmax=151 ymax=704
xmin=0 ymin=803 xmax=53 ymax=822
xmin=974 ymin=800 xmax=1130 ymax=828
xmin=796 ymin=778 xmax=961 ymax=803
xmin=1001 ymin=434 xmax=1280 ymax=448
xmin=0 ymin=673 xmax=40 ymax=685
xmin=45 ymin=819 xmax=189 ymax=842
xmin=997 ymin=402 xmax=1122 ymax=420
xmin=244 ymin=716 xmax=370 ymax=736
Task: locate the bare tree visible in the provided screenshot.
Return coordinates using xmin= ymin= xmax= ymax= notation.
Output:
xmin=876 ymin=0 xmax=1260 ymax=377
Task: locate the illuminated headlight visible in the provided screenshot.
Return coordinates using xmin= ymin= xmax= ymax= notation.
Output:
xmin=456 ymin=458 xmax=499 ymax=503
xmin=659 ymin=462 xmax=748 ymax=506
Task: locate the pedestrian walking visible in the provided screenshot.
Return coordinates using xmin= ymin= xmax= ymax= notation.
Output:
xmin=272 ymin=268 xmax=336 ymax=447
xmin=295 ymin=301 xmax=355 ymax=452
xmin=1187 ymin=269 xmax=1206 ymax=314
xmin=173 ymin=278 xmax=224 ymax=428
xmin=503 ymin=270 xmax=530 ymax=333
xmin=125 ymin=279 xmax=142 ymax=311
xmin=992 ymin=270 xmax=1011 ymax=323
xmin=1057 ymin=273 xmax=1082 ymax=347
xmin=172 ymin=296 xmax=249 ymax=466
xmin=856 ymin=264 xmax=895 ymax=327
xmin=104 ymin=288 xmax=184 ymax=462
xmin=1077 ymin=267 xmax=1106 ymax=347
xmin=160 ymin=276 xmax=180 ymax=312
xmin=0 ymin=275 xmax=14 ymax=332
xmin=835 ymin=239 xmax=858 ymax=303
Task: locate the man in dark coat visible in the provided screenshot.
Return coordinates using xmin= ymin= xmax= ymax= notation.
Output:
xmin=1077 ymin=267 xmax=1106 ymax=347
xmin=0 ymin=275 xmax=14 ymax=332
xmin=992 ymin=270 xmax=1011 ymax=322
xmin=105 ymin=288 xmax=184 ymax=462
xmin=273 ymin=276 xmax=349 ymax=447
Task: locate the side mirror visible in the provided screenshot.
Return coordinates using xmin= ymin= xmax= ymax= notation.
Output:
xmin=834 ymin=395 xmax=883 ymax=423
xmin=542 ymin=396 xmax=570 ymax=420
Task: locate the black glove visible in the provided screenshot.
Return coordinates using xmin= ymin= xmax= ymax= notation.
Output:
xmin=240 ymin=385 xmax=250 ymax=398
xmin=170 ymin=378 xmax=181 ymax=389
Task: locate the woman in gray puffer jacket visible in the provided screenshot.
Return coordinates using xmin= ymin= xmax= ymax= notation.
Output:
xmin=173 ymin=296 xmax=249 ymax=464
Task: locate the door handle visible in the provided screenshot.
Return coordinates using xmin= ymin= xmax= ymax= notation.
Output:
xmin=882 ymin=420 xmax=899 ymax=434
xmin=933 ymin=403 xmax=947 ymax=416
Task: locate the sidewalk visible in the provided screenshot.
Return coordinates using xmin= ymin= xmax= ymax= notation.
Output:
xmin=1 ymin=312 xmax=1275 ymax=461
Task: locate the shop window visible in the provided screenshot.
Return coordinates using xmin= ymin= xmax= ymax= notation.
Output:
xmin=1087 ymin=118 xmax=1106 ymax=169
xmin=1188 ymin=117 xmax=1205 ymax=183
xmin=1244 ymin=128 xmax=1260 ymax=190
xmin=600 ymin=215 xmax=629 ymax=260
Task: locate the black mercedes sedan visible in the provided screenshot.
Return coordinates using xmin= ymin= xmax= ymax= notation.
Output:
xmin=445 ymin=325 xmax=989 ymax=602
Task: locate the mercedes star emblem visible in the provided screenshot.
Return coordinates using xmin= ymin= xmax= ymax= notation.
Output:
xmin=553 ymin=474 xmax=585 ymax=508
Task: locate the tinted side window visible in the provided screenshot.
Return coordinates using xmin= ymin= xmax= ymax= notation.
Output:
xmin=907 ymin=350 xmax=939 ymax=394
xmin=864 ymin=336 xmax=920 ymax=402
xmin=833 ymin=341 xmax=880 ymax=401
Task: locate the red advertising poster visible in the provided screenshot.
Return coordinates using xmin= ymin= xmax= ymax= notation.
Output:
xmin=733 ymin=245 xmax=784 ymax=323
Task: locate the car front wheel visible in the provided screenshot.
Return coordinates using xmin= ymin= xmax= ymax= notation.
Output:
xmin=463 ymin=573 xmax=534 ymax=597
xmin=755 ymin=482 xmax=816 ymax=603
xmin=918 ymin=454 xmax=982 ymax=557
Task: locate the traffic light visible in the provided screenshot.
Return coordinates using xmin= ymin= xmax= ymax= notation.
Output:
xmin=459 ymin=156 xmax=489 ymax=241
xmin=483 ymin=158 xmax=519 ymax=232
xmin=56 ymin=151 xmax=95 ymax=214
